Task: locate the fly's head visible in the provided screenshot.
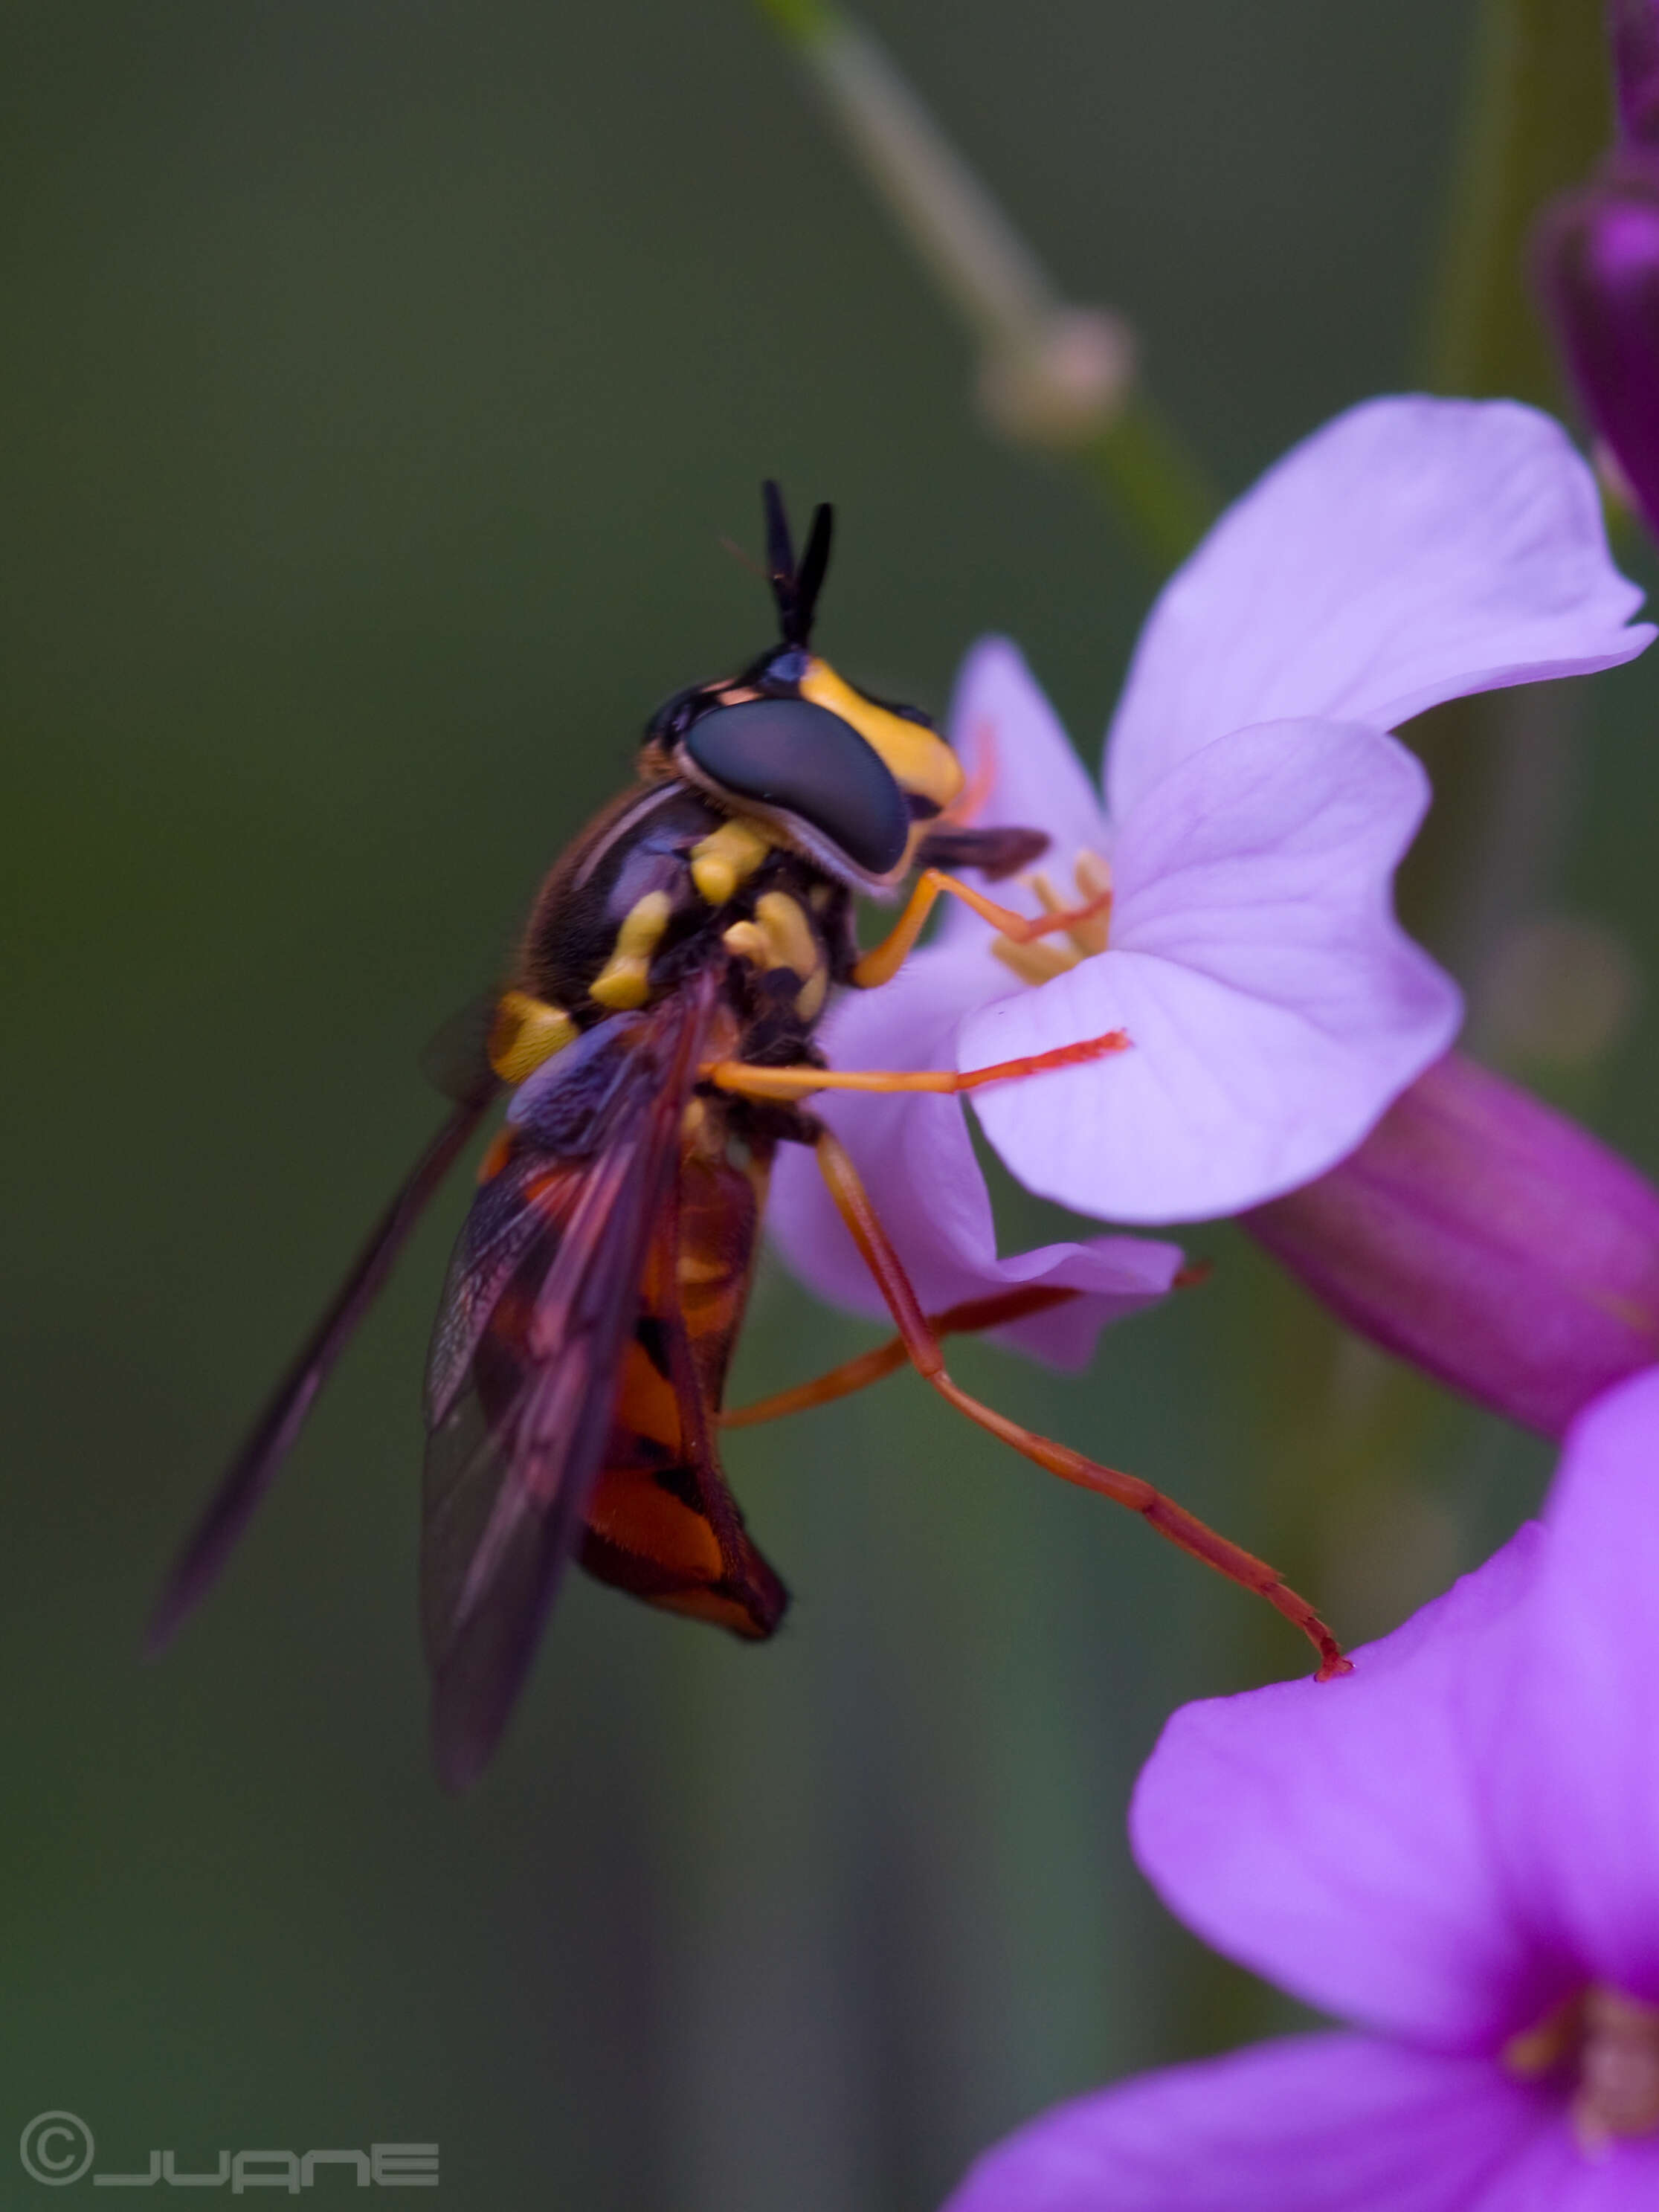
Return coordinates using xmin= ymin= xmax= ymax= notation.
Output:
xmin=640 ymin=484 xmax=963 ymax=897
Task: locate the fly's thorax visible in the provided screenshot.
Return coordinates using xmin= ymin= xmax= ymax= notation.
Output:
xmin=518 ymin=781 xmax=729 ymax=1013
xmin=714 ymin=852 xmax=851 ymax=1057
xmin=501 ymin=769 xmax=854 ymax=1099
xmin=506 ymin=619 xmax=943 ymax=1086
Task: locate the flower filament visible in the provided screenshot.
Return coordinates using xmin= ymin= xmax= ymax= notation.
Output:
xmin=990 ymin=850 xmax=1112 ymax=985
xmin=1504 ymin=1984 xmax=1659 ymax=2153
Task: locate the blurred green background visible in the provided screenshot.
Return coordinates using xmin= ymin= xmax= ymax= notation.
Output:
xmin=4 ymin=4 xmax=1655 ymax=2205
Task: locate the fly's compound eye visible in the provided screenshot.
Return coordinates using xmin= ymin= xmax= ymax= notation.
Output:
xmin=680 ymin=697 xmax=909 ymax=877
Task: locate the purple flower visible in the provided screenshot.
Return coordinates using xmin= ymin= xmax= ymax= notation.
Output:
xmin=1537 ymin=155 xmax=1659 ymax=542
xmin=1537 ymin=3 xmax=1659 ymax=541
xmin=1611 ymin=0 xmax=1659 ymax=144
xmin=944 ymin=1367 xmax=1659 ymax=2209
xmin=770 ymin=399 xmax=1648 ymax=1357
xmin=1246 ymin=1050 xmax=1659 ymax=1439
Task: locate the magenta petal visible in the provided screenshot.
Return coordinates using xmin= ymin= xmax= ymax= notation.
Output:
xmin=764 ymin=949 xmax=1183 ymax=1368
xmin=943 ymin=2034 xmax=1547 ymax=2212
xmin=1129 ymin=1530 xmax=1562 ymax=2046
xmin=1539 ymin=156 xmax=1659 ymax=544
xmin=1246 ymin=1054 xmax=1659 ymax=1439
xmin=1104 ymin=397 xmax=1652 ymax=818
xmin=961 ymin=719 xmax=1461 ymax=1224
xmin=1612 ymin=0 xmax=1659 ymax=144
xmin=1489 ymin=1370 xmax=1659 ymax=1999
xmin=1484 ymin=2130 xmax=1659 ymax=2210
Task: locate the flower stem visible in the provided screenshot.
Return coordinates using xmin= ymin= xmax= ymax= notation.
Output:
xmin=1423 ymin=0 xmax=1614 ymax=402
xmin=1074 ymin=394 xmax=1221 ymax=577
xmin=752 ymin=0 xmax=1217 ymax=569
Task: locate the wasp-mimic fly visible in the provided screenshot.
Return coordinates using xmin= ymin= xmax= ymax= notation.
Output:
xmin=151 ymin=486 xmax=1345 ymax=1790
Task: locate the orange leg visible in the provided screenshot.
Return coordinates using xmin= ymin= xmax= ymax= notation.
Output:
xmin=851 ymin=868 xmax=1114 ymax=990
xmin=813 ymin=1129 xmax=1351 ymax=1681
xmin=702 ymin=1025 xmax=1128 ymax=1103
xmin=724 ymin=1268 xmax=1213 ymax=1430
xmin=721 ymin=1283 xmax=1079 ymax=1428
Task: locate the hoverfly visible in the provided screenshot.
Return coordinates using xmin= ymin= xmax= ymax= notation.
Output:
xmin=151 ymin=486 xmax=1344 ymax=1788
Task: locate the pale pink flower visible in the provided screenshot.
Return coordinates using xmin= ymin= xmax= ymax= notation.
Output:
xmin=772 ymin=399 xmax=1649 ymax=1360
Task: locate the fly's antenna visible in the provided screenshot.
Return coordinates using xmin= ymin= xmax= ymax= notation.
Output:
xmin=794 ymin=500 xmax=834 ymax=639
xmin=761 ymin=480 xmax=834 ymax=648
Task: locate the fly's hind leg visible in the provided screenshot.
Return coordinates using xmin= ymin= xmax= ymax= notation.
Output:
xmin=721 ymin=1283 xmax=1079 ymax=1428
xmin=811 ymin=1128 xmax=1351 ymax=1681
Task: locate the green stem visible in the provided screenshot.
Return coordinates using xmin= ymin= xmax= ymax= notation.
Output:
xmin=1077 ymin=394 xmax=1218 ymax=573
xmin=752 ymin=0 xmax=1217 ymax=570
xmin=1424 ymin=0 xmax=1613 ymax=402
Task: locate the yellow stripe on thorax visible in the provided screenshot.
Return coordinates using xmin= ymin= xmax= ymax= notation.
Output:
xmin=590 ymin=889 xmax=672 ymax=1009
xmin=690 ymin=818 xmax=771 ymax=906
xmin=489 ymin=990 xmax=579 ymax=1083
xmin=721 ymin=889 xmax=828 ymax=1019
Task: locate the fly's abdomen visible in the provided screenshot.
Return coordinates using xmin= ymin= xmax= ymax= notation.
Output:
xmin=579 ymin=1118 xmax=787 ymax=1639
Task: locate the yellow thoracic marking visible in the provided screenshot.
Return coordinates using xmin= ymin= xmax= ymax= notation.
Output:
xmin=800 ymin=656 xmax=964 ymax=813
xmin=590 ymin=889 xmax=672 ymax=1009
xmin=690 ymin=817 xmax=771 ymax=906
xmin=721 ymin=919 xmax=769 ymax=967
xmin=489 ymin=990 xmax=579 ymax=1083
xmin=754 ymin=891 xmax=818 ymax=978
xmin=724 ymin=893 xmax=826 ymax=1016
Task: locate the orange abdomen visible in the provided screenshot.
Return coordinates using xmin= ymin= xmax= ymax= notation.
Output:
xmin=579 ymin=1130 xmax=787 ymax=1638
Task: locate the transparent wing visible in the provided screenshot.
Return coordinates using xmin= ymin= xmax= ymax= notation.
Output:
xmin=148 ymin=1095 xmax=490 ymax=1654
xmin=419 ymin=973 xmax=715 ymax=1789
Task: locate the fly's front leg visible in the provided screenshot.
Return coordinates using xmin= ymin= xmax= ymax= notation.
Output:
xmin=851 ymin=867 xmax=1112 ymax=990
xmin=811 ymin=1128 xmax=1350 ymax=1681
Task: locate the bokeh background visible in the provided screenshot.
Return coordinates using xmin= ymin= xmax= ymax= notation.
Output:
xmin=4 ymin=4 xmax=1653 ymax=2205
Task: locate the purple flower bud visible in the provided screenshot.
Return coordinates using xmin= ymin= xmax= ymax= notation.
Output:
xmin=1536 ymin=150 xmax=1659 ymax=540
xmin=1243 ymin=1051 xmax=1659 ymax=1439
xmin=1612 ymin=0 xmax=1659 ymax=144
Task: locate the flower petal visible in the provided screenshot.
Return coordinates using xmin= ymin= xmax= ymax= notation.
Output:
xmin=1492 ymin=2130 xmax=1659 ymax=2211
xmin=1246 ymin=1053 xmax=1659 ymax=1440
xmin=1489 ymin=1367 xmax=1659 ymax=1999
xmin=1129 ymin=1528 xmax=1561 ymax=2048
xmin=1104 ymin=396 xmax=1652 ymax=819
xmin=961 ymin=719 xmax=1461 ymax=1224
xmin=937 ymin=638 xmax=1112 ymax=949
xmin=764 ymin=947 xmax=1183 ymax=1369
xmin=943 ymin=2034 xmax=1548 ymax=2212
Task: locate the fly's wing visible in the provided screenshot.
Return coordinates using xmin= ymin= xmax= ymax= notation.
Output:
xmin=147 ymin=1094 xmax=491 ymax=1654
xmin=421 ymin=972 xmax=716 ymax=1790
